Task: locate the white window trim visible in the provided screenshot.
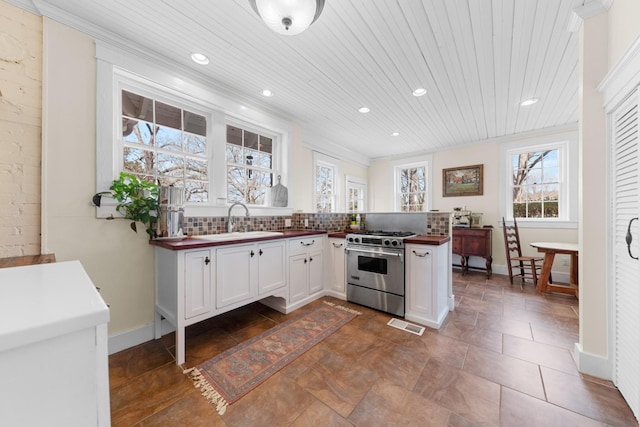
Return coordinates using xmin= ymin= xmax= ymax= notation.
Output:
xmin=345 ymin=175 xmax=367 ymax=213
xmin=95 ymin=40 xmax=293 ymax=218
xmin=499 ymin=131 xmax=578 ymax=228
xmin=313 ymin=152 xmax=341 ymax=213
xmin=392 ymin=155 xmax=433 ymax=212
xmin=225 ymin=118 xmax=282 ymax=207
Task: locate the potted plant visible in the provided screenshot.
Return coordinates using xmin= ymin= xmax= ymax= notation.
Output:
xmin=101 ymin=172 xmax=159 ymax=238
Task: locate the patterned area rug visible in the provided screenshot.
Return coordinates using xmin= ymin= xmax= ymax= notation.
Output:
xmin=185 ymin=301 xmax=361 ymax=414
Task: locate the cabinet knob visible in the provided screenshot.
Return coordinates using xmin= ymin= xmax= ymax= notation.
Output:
xmin=250 ymin=250 xmax=255 ymax=257
xmin=205 ymin=256 xmax=210 ymax=265
xmin=309 ymin=257 xmax=313 ymax=262
xmin=259 ymin=249 xmax=263 ymax=256
xmin=304 ymin=258 xmax=308 ymax=264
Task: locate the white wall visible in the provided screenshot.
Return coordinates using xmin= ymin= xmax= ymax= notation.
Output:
xmin=577 ymin=12 xmax=610 ymax=369
xmin=608 ymin=0 xmax=640 ymax=68
xmin=41 ymin=18 xmax=157 ymax=336
xmin=369 ymin=132 xmax=579 ymax=274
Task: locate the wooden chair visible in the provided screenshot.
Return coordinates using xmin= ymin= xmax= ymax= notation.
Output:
xmin=502 ymin=218 xmax=546 ymax=287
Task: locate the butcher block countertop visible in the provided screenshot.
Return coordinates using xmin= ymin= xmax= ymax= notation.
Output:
xmin=404 ymin=235 xmax=451 ymax=246
xmin=150 ymin=229 xmax=326 ymax=250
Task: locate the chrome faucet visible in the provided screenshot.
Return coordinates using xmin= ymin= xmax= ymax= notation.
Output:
xmin=227 ymin=202 xmax=250 ymax=233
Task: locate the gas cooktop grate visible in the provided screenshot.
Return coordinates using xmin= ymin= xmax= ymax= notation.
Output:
xmin=386 ymin=318 xmax=425 ymax=336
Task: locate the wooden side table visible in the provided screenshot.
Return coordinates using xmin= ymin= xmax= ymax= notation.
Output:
xmin=452 ymin=227 xmax=493 ymax=278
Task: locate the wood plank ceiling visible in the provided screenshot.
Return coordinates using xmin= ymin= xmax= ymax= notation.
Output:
xmin=18 ymin=0 xmax=589 ymax=163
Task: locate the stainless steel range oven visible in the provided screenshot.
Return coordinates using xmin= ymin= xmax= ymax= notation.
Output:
xmin=345 ymin=231 xmax=415 ymax=316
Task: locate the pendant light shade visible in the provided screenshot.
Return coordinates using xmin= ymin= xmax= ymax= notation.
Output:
xmin=249 ymin=0 xmax=325 ymax=35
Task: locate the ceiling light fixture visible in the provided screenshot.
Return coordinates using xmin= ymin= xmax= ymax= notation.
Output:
xmin=190 ymin=53 xmax=209 ymax=65
xmin=520 ymin=97 xmax=539 ymax=106
xmin=358 ymin=107 xmax=370 ymax=114
xmin=249 ymin=0 xmax=325 ymax=35
xmin=392 ymin=132 xmax=400 ymax=137
xmin=261 ymin=89 xmax=274 ymax=97
xmin=412 ymin=88 xmax=427 ymax=97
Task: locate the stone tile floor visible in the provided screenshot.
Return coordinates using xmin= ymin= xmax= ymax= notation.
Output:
xmin=109 ymin=271 xmax=638 ymax=426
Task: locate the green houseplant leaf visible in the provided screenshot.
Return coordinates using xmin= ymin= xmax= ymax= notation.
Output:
xmin=109 ymin=172 xmax=159 ymax=238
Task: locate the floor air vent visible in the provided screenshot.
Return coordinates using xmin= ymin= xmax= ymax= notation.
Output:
xmin=387 ymin=318 xmax=425 ymax=336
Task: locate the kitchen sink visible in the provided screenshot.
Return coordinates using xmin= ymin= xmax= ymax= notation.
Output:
xmin=192 ymin=231 xmax=284 ymax=242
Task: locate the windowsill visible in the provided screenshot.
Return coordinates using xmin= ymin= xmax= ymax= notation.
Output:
xmin=95 ymin=198 xmax=294 ymax=219
xmin=500 ymin=220 xmax=578 ymax=229
xmin=184 ymin=205 xmax=293 ymax=217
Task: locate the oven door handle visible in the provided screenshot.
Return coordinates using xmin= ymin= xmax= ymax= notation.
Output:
xmin=345 ymin=247 xmax=403 ymax=258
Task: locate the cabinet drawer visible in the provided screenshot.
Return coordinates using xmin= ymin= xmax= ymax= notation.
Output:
xmin=451 ymin=237 xmax=462 ymax=254
xmin=289 ymin=237 xmax=319 ymax=254
xmin=457 ymin=229 xmax=489 ymax=238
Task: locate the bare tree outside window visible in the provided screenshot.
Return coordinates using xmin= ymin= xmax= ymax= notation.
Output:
xmin=315 ymin=163 xmax=335 ymax=213
xmin=399 ymin=166 xmax=426 ymax=211
xmin=226 ymin=125 xmax=274 ymax=205
xmin=121 ymin=90 xmax=208 ymax=202
xmin=511 ymin=150 xmax=558 ymax=218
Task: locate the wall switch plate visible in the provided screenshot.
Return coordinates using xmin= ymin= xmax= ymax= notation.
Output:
xmin=285 ymin=219 xmax=292 ymax=227
xmin=304 ymin=219 xmax=309 ymax=227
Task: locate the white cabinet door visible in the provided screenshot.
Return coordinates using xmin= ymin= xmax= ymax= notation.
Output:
xmin=406 ymin=246 xmax=434 ymax=319
xmin=216 ymin=244 xmax=255 ymax=308
xmin=308 ymin=249 xmax=324 ymax=294
xmin=328 ymin=238 xmax=346 ymax=294
xmin=184 ymin=249 xmax=212 ymax=319
xmin=258 ymin=240 xmax=286 ymax=294
xmin=611 ymin=90 xmax=640 ymax=419
xmin=405 ymin=243 xmax=450 ymax=329
xmin=289 ymin=253 xmax=308 ymax=303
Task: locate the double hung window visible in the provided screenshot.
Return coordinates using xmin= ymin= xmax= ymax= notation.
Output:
xmin=121 ymin=90 xmax=208 ymax=202
xmin=396 ymin=163 xmax=429 ymax=212
xmin=226 ymin=125 xmax=274 ymax=205
xmin=500 ymin=131 xmax=578 ymax=226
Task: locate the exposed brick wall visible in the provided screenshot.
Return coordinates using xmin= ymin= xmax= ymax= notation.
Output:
xmin=0 ymin=2 xmax=43 ymax=257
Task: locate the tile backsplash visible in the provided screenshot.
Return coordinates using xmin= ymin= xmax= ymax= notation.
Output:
xmin=184 ymin=212 xmax=450 ymax=236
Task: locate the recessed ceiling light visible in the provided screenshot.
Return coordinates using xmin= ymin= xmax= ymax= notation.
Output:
xmin=413 ymin=87 xmax=427 ymax=97
xmin=358 ymin=107 xmax=370 ymax=114
xmin=191 ymin=53 xmax=209 ymax=65
xmin=392 ymin=132 xmax=400 ymax=137
xmin=520 ymin=98 xmax=539 ymax=106
xmin=261 ymin=89 xmax=274 ymax=97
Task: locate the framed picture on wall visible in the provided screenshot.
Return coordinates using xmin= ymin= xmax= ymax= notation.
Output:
xmin=442 ymin=164 xmax=484 ymax=197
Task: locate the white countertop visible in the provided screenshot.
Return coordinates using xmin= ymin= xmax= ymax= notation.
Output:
xmin=0 ymin=261 xmax=110 ymax=353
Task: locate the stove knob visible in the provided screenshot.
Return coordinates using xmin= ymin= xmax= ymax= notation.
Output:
xmin=355 ymin=237 xmax=360 ymax=244
xmin=391 ymin=240 xmax=398 ymax=246
xmin=384 ymin=239 xmax=391 ymax=246
xmin=348 ymin=237 xmax=354 ymax=243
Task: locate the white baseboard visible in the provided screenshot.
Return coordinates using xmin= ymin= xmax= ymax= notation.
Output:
xmin=454 ymin=262 xmax=570 ymax=284
xmin=108 ymin=319 xmax=175 ymax=355
xmin=574 ymin=343 xmax=612 ymax=380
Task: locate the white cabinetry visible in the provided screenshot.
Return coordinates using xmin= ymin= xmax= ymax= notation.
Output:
xmin=216 ymin=244 xmax=255 ymax=308
xmin=257 ymin=240 xmax=286 ymax=295
xmin=155 ymin=247 xmax=215 ymax=365
xmin=405 ymin=242 xmax=451 ymax=329
xmin=185 ymin=249 xmax=213 ymax=318
xmin=327 ymin=237 xmax=346 ymax=298
xmin=155 ymin=238 xmax=287 ymax=365
xmin=216 ymin=240 xmax=286 ymax=308
xmin=0 ymin=261 xmax=110 ymax=427
xmin=288 ymin=236 xmax=325 ymax=309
